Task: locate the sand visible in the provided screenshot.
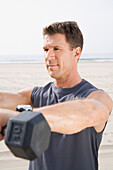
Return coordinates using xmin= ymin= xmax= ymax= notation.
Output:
xmin=0 ymin=61 xmax=113 ymax=170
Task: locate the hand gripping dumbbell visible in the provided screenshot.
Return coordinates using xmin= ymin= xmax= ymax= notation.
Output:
xmin=4 ymin=105 xmax=51 ymax=160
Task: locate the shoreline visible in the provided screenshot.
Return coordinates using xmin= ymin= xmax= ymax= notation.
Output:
xmin=0 ymin=60 xmax=113 ymax=64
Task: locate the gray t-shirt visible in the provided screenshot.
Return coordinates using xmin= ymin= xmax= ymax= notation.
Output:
xmin=29 ymin=79 xmax=103 ymax=170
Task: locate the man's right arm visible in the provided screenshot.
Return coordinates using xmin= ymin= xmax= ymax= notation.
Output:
xmin=0 ymin=88 xmax=33 ymax=111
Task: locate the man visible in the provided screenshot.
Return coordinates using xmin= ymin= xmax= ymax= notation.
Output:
xmin=0 ymin=21 xmax=113 ymax=170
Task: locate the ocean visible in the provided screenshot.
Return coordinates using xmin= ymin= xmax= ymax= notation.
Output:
xmin=0 ymin=54 xmax=113 ymax=63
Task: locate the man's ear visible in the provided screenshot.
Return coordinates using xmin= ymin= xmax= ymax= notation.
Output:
xmin=73 ymin=47 xmax=81 ymax=61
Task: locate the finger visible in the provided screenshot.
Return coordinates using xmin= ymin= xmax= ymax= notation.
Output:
xmin=1 ymin=126 xmax=6 ymax=136
xmin=0 ymin=134 xmax=4 ymax=141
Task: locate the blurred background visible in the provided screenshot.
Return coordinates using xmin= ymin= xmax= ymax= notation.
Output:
xmin=0 ymin=0 xmax=113 ymax=63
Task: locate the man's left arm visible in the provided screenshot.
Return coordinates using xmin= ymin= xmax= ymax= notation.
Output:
xmin=33 ymin=91 xmax=113 ymax=134
xmin=86 ymin=90 xmax=113 ymax=132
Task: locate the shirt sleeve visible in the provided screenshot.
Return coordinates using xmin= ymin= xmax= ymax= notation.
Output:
xmin=31 ymin=87 xmax=41 ymax=105
xmin=84 ymin=88 xmax=103 ymax=98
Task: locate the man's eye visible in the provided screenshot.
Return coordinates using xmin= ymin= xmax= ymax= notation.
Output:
xmin=44 ymin=49 xmax=48 ymax=52
xmin=54 ymin=47 xmax=59 ymax=50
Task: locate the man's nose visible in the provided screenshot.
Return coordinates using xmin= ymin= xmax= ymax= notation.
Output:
xmin=45 ymin=49 xmax=55 ymax=60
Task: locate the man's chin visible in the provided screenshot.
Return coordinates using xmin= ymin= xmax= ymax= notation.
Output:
xmin=48 ymin=71 xmax=59 ymax=79
xmin=49 ymin=73 xmax=57 ymax=79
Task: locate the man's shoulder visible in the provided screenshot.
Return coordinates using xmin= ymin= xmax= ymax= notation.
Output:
xmin=80 ymin=79 xmax=102 ymax=98
xmin=31 ymin=82 xmax=54 ymax=107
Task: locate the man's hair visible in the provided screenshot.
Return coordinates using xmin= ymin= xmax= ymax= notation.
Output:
xmin=43 ymin=21 xmax=84 ymax=51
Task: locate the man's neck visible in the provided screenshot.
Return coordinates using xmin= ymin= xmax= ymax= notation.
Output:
xmin=54 ymin=74 xmax=82 ymax=88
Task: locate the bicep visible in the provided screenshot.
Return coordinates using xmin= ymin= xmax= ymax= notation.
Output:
xmin=86 ymin=90 xmax=113 ymax=132
xmin=0 ymin=88 xmax=34 ymax=110
xmin=18 ymin=87 xmax=34 ymax=106
xmin=87 ymin=90 xmax=113 ymax=113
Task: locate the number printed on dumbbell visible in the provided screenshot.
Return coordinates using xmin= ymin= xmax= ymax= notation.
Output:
xmin=12 ymin=124 xmax=22 ymax=141
xmin=10 ymin=122 xmax=24 ymax=143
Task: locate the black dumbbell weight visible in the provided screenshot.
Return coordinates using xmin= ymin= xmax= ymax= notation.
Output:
xmin=5 ymin=111 xmax=51 ymax=160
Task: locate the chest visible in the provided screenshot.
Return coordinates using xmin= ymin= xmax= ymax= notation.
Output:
xmin=33 ymin=89 xmax=82 ymax=108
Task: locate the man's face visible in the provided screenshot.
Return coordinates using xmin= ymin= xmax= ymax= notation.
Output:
xmin=43 ymin=33 xmax=76 ymax=80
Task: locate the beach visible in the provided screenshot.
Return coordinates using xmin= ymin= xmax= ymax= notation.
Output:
xmin=0 ymin=61 xmax=113 ymax=170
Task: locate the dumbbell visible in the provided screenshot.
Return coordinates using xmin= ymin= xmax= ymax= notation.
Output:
xmin=4 ymin=109 xmax=51 ymax=160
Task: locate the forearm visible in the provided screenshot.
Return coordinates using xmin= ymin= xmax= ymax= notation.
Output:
xmin=33 ymin=99 xmax=109 ymax=134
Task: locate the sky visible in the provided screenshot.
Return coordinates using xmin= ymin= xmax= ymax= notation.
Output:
xmin=0 ymin=0 xmax=113 ymax=56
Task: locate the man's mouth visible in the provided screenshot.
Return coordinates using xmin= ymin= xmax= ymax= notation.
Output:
xmin=46 ymin=61 xmax=58 ymax=69
xmin=48 ymin=64 xmax=58 ymax=68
